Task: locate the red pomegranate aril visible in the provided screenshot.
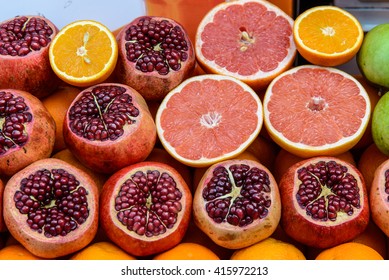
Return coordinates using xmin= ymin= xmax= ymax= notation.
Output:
xmin=0 ymin=16 xmax=60 ymax=98
xmin=115 ymin=16 xmax=196 ymax=101
xmin=3 ymin=158 xmax=99 ymax=258
xmin=279 ymin=157 xmax=369 ymax=249
xmin=100 ymin=161 xmax=192 ymax=257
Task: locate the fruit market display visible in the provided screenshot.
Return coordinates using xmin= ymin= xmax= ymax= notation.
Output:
xmin=2 ymin=0 xmax=389 ymax=261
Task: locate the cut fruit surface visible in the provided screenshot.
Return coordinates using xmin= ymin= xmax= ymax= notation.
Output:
xmin=156 ymin=74 xmax=263 ymax=167
xmin=293 ymin=6 xmax=364 ymax=66
xmin=263 ymin=65 xmax=371 ymax=158
xmin=49 ymin=20 xmax=118 ymax=87
xmin=195 ymin=0 xmax=296 ymax=91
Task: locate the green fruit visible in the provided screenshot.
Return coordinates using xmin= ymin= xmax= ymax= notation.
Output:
xmin=357 ymin=23 xmax=389 ymax=89
xmin=372 ymin=91 xmax=389 ymax=156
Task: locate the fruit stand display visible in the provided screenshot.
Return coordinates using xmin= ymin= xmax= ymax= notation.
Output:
xmin=0 ymin=0 xmax=388 ymax=262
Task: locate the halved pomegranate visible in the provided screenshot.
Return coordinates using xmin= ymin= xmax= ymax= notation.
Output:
xmin=63 ymin=83 xmax=157 ymax=174
xmin=0 ymin=89 xmax=56 ymax=177
xmin=370 ymin=159 xmax=389 ymax=237
xmin=114 ymin=16 xmax=196 ymax=101
xmin=99 ymin=161 xmax=192 ymax=257
xmin=0 ymin=16 xmax=60 ymax=98
xmin=279 ymin=156 xmax=369 ymax=249
xmin=3 ymin=158 xmax=99 ymax=259
xmin=193 ymin=159 xmax=281 ymax=249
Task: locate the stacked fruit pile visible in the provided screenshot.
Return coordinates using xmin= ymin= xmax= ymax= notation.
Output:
xmin=0 ymin=0 xmax=389 ymax=260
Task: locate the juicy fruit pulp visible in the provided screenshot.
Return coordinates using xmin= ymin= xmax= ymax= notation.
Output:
xmin=195 ymin=0 xmax=296 ymax=91
xmin=263 ymin=65 xmax=371 ymax=158
xmin=279 ymin=157 xmax=369 ymax=249
xmin=63 ymin=83 xmax=156 ymax=174
xmin=193 ymin=159 xmax=281 ymax=249
xmin=100 ymin=161 xmax=192 ymax=257
xmin=3 ymin=158 xmax=99 ymax=258
xmin=115 ymin=16 xmax=196 ymax=101
xmin=156 ymin=74 xmax=263 ymax=167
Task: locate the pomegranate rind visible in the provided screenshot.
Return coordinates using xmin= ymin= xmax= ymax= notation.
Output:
xmin=370 ymin=159 xmax=389 ymax=237
xmin=0 ymin=16 xmax=60 ymax=98
xmin=114 ymin=16 xmax=196 ymax=101
xmin=195 ymin=0 xmax=296 ymax=91
xmin=99 ymin=161 xmax=192 ymax=257
xmin=63 ymin=83 xmax=157 ymax=174
xmin=3 ymin=158 xmax=99 ymax=259
xmin=279 ymin=156 xmax=369 ymax=249
xmin=193 ymin=159 xmax=281 ymax=249
xmin=156 ymin=74 xmax=263 ymax=168
xmin=0 ymin=179 xmax=4 ymax=232
xmin=263 ymin=65 xmax=371 ymax=158
xmin=0 ymin=89 xmax=56 ymax=177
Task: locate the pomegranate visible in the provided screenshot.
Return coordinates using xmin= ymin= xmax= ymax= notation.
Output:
xmin=370 ymin=158 xmax=389 ymax=237
xmin=114 ymin=16 xmax=196 ymax=101
xmin=0 ymin=89 xmax=55 ymax=177
xmin=192 ymin=159 xmax=281 ymax=249
xmin=63 ymin=83 xmax=157 ymax=174
xmin=99 ymin=161 xmax=192 ymax=257
xmin=3 ymin=158 xmax=99 ymax=259
xmin=0 ymin=178 xmax=4 ymax=232
xmin=279 ymin=156 xmax=369 ymax=249
xmin=0 ymin=16 xmax=60 ymax=98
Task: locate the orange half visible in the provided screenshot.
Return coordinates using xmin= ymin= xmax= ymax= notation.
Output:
xmin=293 ymin=6 xmax=364 ymax=66
xmin=263 ymin=65 xmax=371 ymax=158
xmin=156 ymin=74 xmax=263 ymax=167
xmin=49 ymin=20 xmax=118 ymax=87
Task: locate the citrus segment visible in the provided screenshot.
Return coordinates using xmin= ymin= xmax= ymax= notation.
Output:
xmin=263 ymin=65 xmax=370 ymax=158
xmin=195 ymin=0 xmax=296 ymax=90
xmin=156 ymin=74 xmax=263 ymax=167
xmin=294 ymin=6 xmax=363 ymax=66
xmin=49 ymin=20 xmax=118 ymax=87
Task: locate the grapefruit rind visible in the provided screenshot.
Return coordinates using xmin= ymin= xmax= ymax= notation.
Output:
xmin=156 ymin=74 xmax=263 ymax=168
xmin=293 ymin=6 xmax=364 ymax=67
xmin=195 ymin=0 xmax=297 ymax=91
xmin=263 ymin=65 xmax=371 ymax=158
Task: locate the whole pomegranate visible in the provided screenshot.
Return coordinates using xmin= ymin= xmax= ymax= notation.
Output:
xmin=0 ymin=16 xmax=60 ymax=98
xmin=63 ymin=83 xmax=157 ymax=174
xmin=0 ymin=89 xmax=56 ymax=177
xmin=3 ymin=158 xmax=99 ymax=258
xmin=99 ymin=161 xmax=192 ymax=257
xmin=370 ymin=159 xmax=389 ymax=237
xmin=114 ymin=16 xmax=196 ymax=101
xmin=193 ymin=159 xmax=281 ymax=249
xmin=279 ymin=156 xmax=369 ymax=249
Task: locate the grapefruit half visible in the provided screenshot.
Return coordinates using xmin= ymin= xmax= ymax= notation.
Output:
xmin=156 ymin=74 xmax=263 ymax=167
xmin=195 ymin=0 xmax=296 ymax=91
xmin=263 ymin=65 xmax=371 ymax=158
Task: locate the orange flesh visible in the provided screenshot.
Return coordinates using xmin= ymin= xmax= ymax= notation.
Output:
xmin=200 ymin=2 xmax=292 ymax=74
xmin=297 ymin=9 xmax=361 ymax=54
xmin=267 ymin=68 xmax=367 ymax=146
xmin=160 ymin=78 xmax=259 ymax=160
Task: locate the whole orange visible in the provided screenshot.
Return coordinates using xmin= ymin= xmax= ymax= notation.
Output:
xmin=315 ymin=242 xmax=383 ymax=260
xmin=70 ymin=241 xmax=136 ymax=260
xmin=0 ymin=244 xmax=43 ymax=260
xmin=153 ymin=242 xmax=220 ymax=260
xmin=42 ymin=86 xmax=80 ymax=153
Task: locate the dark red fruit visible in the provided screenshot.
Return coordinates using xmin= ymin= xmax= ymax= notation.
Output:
xmin=193 ymin=159 xmax=281 ymax=249
xmin=63 ymin=83 xmax=157 ymax=174
xmin=279 ymin=156 xmax=369 ymax=249
xmin=0 ymin=89 xmax=55 ymax=177
xmin=114 ymin=16 xmax=196 ymax=101
xmin=0 ymin=16 xmax=60 ymax=98
xmin=99 ymin=161 xmax=192 ymax=257
xmin=0 ymin=179 xmax=5 ymax=232
xmin=3 ymin=158 xmax=99 ymax=258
